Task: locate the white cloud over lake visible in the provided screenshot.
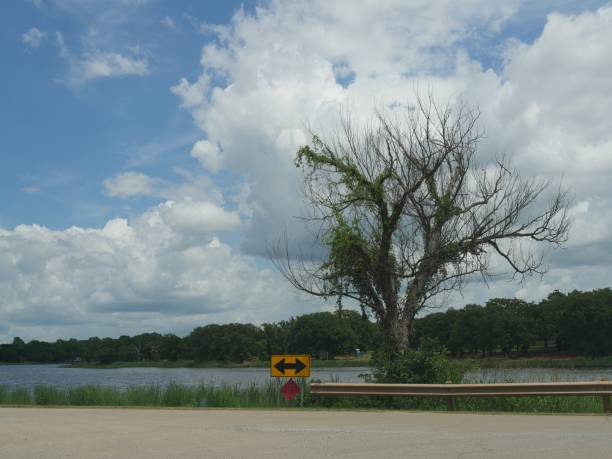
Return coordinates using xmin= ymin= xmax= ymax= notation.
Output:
xmin=0 ymin=203 xmax=307 ymax=342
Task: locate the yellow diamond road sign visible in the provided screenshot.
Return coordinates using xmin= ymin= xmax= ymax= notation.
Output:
xmin=270 ymin=355 xmax=311 ymax=378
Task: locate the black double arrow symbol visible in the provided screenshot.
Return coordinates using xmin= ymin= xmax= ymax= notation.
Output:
xmin=273 ymin=358 xmax=307 ymax=375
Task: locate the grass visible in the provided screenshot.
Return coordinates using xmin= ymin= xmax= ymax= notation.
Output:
xmin=0 ymin=380 xmax=609 ymax=414
xmin=313 ymin=394 xmax=607 ymax=413
xmin=0 ymin=380 xmax=306 ymax=409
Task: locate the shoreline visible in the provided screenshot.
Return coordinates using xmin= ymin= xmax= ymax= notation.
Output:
xmin=59 ymin=359 xmax=371 ymax=369
xmin=4 ymin=354 xmax=612 ymax=370
xmin=63 ymin=355 xmax=612 ymax=370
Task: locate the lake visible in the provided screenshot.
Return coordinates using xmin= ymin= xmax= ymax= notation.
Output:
xmin=1 ymin=364 xmax=612 ymax=390
xmin=0 ymin=365 xmax=371 ymax=390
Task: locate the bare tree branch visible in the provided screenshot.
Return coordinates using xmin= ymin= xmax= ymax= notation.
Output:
xmin=272 ymin=94 xmax=571 ymax=350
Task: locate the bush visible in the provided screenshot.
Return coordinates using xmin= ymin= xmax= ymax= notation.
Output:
xmin=371 ymin=340 xmax=468 ymax=384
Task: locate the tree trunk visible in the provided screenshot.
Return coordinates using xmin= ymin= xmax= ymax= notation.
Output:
xmin=383 ymin=312 xmax=413 ymax=351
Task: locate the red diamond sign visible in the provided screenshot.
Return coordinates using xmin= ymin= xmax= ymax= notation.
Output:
xmin=280 ymin=378 xmax=301 ymax=401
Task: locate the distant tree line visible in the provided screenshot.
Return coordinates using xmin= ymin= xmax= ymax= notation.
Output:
xmin=1 ymin=288 xmax=611 ymax=364
xmin=413 ymin=289 xmax=612 ymax=357
xmin=0 ymin=310 xmax=379 ymax=364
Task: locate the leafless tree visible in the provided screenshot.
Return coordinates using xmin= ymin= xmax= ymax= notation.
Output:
xmin=273 ymin=96 xmax=571 ymax=351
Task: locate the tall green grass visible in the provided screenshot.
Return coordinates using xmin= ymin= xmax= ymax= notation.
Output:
xmin=0 ymin=379 xmax=608 ymax=413
xmin=312 ymin=394 xmax=606 ymax=413
xmin=0 ymin=380 xmax=307 ymax=409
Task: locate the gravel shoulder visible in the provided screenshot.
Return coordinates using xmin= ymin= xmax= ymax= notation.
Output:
xmin=1 ymin=407 xmax=611 ymax=458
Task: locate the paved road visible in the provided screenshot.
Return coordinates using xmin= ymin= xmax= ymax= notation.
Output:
xmin=1 ymin=407 xmax=610 ymax=458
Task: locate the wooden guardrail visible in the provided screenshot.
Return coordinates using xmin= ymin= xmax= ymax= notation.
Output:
xmin=309 ymin=381 xmax=612 ymax=412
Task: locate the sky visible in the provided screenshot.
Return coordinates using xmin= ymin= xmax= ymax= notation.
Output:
xmin=1 ymin=0 xmax=611 ymax=343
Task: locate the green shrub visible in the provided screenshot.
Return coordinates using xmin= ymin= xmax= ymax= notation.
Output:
xmin=371 ymin=339 xmax=470 ymax=384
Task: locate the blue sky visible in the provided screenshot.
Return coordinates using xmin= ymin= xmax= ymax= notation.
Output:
xmin=1 ymin=0 xmax=612 ymax=342
xmin=1 ymin=0 xmax=605 ymax=230
xmin=1 ymin=0 xmax=254 ymax=230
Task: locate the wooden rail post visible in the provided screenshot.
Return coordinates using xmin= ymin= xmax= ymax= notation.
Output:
xmin=311 ymin=379 xmax=321 ymax=406
xmin=445 ymin=380 xmax=454 ymax=411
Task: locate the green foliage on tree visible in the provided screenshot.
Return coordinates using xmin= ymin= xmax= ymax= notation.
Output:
xmin=555 ymin=289 xmax=612 ymax=356
xmin=413 ymin=288 xmax=612 ymax=358
xmin=286 ymin=312 xmax=357 ymax=358
xmin=277 ymin=97 xmax=570 ymax=353
xmin=187 ymin=324 xmax=266 ymax=363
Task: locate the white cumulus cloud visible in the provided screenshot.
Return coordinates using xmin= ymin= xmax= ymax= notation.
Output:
xmin=22 ymin=27 xmax=46 ymax=48
xmin=7 ymin=0 xmax=612 ymax=342
xmin=172 ymin=1 xmax=612 ymax=305
xmin=104 ymin=172 xmax=160 ymax=198
xmin=161 ymin=16 xmax=176 ymax=29
xmin=158 ymin=200 xmax=241 ymax=234
xmin=102 ymin=170 xmax=226 ymax=204
xmin=171 ymin=75 xmax=210 ymax=108
xmin=0 ymin=201 xmax=305 ymax=342
xmin=190 ymin=140 xmax=222 ymax=173
xmin=75 ymin=51 xmax=149 ymax=82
